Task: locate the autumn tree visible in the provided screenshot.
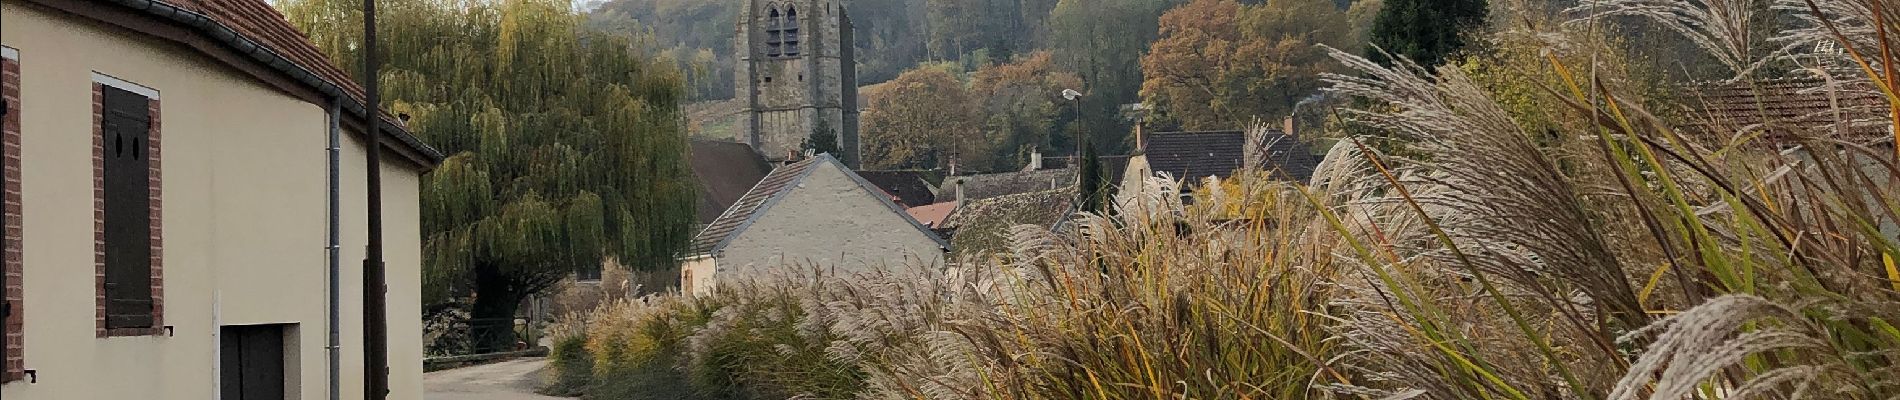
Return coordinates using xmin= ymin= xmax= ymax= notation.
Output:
xmin=970 ymin=52 xmax=1084 ymax=171
xmin=1048 ymin=0 xmax=1176 ymax=150
xmin=283 ymin=0 xmax=696 ymax=350
xmin=1139 ymin=0 xmax=1348 ymax=130
xmin=859 ymin=66 xmax=984 ymax=170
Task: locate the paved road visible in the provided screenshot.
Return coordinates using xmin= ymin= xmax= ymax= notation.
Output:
xmin=424 ymin=358 xmax=567 ymax=400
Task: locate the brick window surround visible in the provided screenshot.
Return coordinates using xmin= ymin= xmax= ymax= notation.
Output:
xmin=3 ymin=47 xmax=22 ymax=383
xmin=93 ymin=77 xmax=163 ymax=338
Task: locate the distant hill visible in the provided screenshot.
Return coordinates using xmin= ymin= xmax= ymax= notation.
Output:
xmin=687 ymin=85 xmax=883 ymax=142
xmin=685 ymin=99 xmax=744 ymax=141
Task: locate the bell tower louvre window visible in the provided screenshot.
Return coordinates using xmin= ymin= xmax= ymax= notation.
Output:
xmin=763 ymin=3 xmax=800 ymax=59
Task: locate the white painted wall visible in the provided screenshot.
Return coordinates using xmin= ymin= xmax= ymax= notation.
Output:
xmin=1 ymin=3 xmax=426 ymax=399
xmin=712 ymin=163 xmax=943 ymax=286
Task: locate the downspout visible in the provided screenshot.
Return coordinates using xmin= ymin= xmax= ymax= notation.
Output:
xmin=326 ymin=96 xmax=343 ymax=400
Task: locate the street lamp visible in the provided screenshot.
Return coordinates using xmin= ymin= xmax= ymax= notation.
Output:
xmin=1061 ymin=89 xmax=1082 ymax=162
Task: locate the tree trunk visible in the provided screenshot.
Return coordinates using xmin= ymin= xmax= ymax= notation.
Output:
xmin=469 ymin=278 xmax=523 ymax=354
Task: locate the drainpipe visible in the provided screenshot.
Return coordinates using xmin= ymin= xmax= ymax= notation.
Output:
xmin=326 ymin=97 xmax=343 ymax=400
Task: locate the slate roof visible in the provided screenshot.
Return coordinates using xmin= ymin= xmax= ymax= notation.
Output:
xmin=689 ymin=154 xmax=950 ymax=256
xmin=1144 ymin=131 xmax=1248 ymax=182
xmin=691 ymin=140 xmax=773 ymax=223
xmin=1683 ymin=77 xmax=1894 ymax=146
xmin=100 ymin=0 xmax=441 ymax=161
xmin=1256 ymin=134 xmax=1320 ymax=182
xmin=856 ymin=170 xmax=938 ymax=207
xmin=1143 ymin=130 xmax=1317 ymax=183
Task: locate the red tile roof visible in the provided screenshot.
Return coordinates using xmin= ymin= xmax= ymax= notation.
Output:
xmin=87 ymin=0 xmax=438 ymax=161
xmin=175 ymin=0 xmax=372 ymax=105
xmin=905 ymin=201 xmax=959 ymax=229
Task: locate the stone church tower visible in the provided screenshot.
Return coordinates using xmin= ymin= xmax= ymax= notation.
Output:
xmin=736 ymin=0 xmax=860 ymax=167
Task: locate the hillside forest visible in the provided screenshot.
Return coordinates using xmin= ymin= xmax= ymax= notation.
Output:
xmin=591 ymin=0 xmax=1391 ymax=172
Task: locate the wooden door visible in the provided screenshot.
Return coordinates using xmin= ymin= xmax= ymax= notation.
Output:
xmin=220 ymin=324 xmax=286 ymax=399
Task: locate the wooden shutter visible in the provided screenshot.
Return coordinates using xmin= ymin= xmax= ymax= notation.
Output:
xmin=102 ymin=85 xmax=153 ymax=329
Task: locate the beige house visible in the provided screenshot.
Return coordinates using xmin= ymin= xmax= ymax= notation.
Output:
xmin=683 ymin=154 xmax=947 ymax=296
xmin=1 ymin=0 xmax=438 ymax=399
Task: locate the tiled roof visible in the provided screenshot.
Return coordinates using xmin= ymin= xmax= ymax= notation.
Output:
xmin=942 ymin=189 xmax=1075 ymax=256
xmin=178 ymin=0 xmax=370 ymax=109
xmin=688 ymin=154 xmax=951 ymax=256
xmin=1145 ymin=131 xmax=1247 ymax=182
xmin=946 ymin=168 xmax=1073 ymax=201
xmin=856 ymin=170 xmax=938 ymax=207
xmin=905 ymin=201 xmax=959 ymax=229
xmin=1256 ymin=133 xmax=1319 ymax=182
xmin=1683 ymin=77 xmax=1894 ymax=146
xmin=1043 ymin=155 xmax=1132 ymax=187
xmin=691 ymin=140 xmax=772 ymax=223
xmin=690 ymin=156 xmax=823 ymax=255
xmin=90 ymin=0 xmax=440 ymax=161
xmin=1143 ymin=130 xmax=1317 ymax=183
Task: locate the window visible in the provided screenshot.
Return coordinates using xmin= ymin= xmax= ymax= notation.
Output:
xmin=576 ymin=263 xmax=602 ymax=282
xmin=2 ymin=46 xmax=21 ymax=383
xmin=782 ymin=6 xmax=800 ymax=57
xmin=763 ymin=4 xmax=800 ymax=58
xmin=95 ymin=74 xmax=162 ymax=337
xmin=681 ymin=268 xmax=693 ymax=295
xmin=764 ymin=7 xmax=783 ymax=57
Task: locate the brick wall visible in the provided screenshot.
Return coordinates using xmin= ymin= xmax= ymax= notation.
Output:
xmin=93 ymin=83 xmax=163 ymax=338
xmin=3 ymin=53 xmax=23 ymax=383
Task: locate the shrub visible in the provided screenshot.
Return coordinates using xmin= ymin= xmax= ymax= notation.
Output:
xmin=548 ymin=0 xmax=1900 ymax=398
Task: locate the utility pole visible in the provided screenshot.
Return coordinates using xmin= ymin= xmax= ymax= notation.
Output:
xmin=361 ymin=0 xmax=389 ymax=397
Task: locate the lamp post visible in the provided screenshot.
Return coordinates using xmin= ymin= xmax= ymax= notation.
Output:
xmin=1061 ymin=88 xmax=1082 ymax=163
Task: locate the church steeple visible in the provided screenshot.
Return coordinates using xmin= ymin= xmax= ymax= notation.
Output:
xmin=736 ymin=0 xmax=860 ymax=167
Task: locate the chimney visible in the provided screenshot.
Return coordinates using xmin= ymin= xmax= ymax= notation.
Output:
xmin=1283 ymin=116 xmax=1296 ymax=138
xmin=1027 ymin=151 xmax=1043 ymax=171
xmin=1135 ymin=123 xmax=1145 ymax=150
xmin=954 ymin=178 xmax=965 ymax=202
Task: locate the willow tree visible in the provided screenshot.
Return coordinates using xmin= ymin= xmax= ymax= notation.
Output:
xmin=281 ymin=0 xmax=696 ymax=347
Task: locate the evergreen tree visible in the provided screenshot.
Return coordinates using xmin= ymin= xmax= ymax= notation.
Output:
xmin=804 ymin=118 xmax=842 ymax=157
xmin=1366 ymin=0 xmax=1486 ymax=66
xmin=1078 ymin=140 xmax=1107 ymax=213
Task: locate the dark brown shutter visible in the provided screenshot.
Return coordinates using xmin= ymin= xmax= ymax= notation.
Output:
xmin=102 ymin=85 xmax=153 ymax=329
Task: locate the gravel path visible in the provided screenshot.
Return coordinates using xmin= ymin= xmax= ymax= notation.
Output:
xmin=423 ymin=358 xmax=567 ymax=400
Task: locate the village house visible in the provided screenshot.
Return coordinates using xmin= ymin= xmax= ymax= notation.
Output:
xmin=1118 ymin=120 xmax=1319 ymax=208
xmin=683 ymin=154 xmax=947 ymax=296
xmin=1 ymin=0 xmax=440 ymax=398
